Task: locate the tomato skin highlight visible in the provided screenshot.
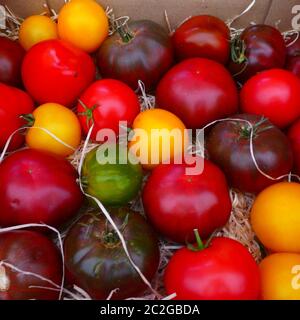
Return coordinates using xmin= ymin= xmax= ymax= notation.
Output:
xmin=64 ymin=208 xmax=160 ymax=300
xmin=240 ymin=69 xmax=300 ymax=128
xmin=142 ymin=157 xmax=232 ymax=243
xmin=172 ymin=15 xmax=230 ymax=64
xmin=229 ymin=24 xmax=286 ymax=83
xmin=0 ymin=149 xmax=83 ymax=228
xmin=0 ymin=83 xmax=34 ymax=152
xmin=164 ymin=237 xmax=260 ymax=300
xmin=97 ymin=20 xmax=174 ymax=91
xmin=77 ymin=79 xmax=140 ymax=141
xmin=156 ymin=58 xmax=238 ymax=129
xmin=22 ymin=39 xmax=96 ymax=107
xmin=0 ymin=36 xmax=25 ymax=87
xmin=206 ymin=114 xmax=293 ymax=194
xmin=0 ymin=231 xmax=62 ymax=300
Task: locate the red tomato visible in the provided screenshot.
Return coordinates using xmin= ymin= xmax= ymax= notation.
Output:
xmin=0 ymin=83 xmax=34 ymax=151
xmin=285 ymin=34 xmax=300 ymax=78
xmin=288 ymin=118 xmax=300 ymax=174
xmin=0 ymin=231 xmax=62 ymax=300
xmin=77 ymin=79 xmax=140 ymax=140
xmin=206 ymin=114 xmax=293 ymax=194
xmin=240 ymin=69 xmax=300 ymax=128
xmin=0 ymin=149 xmax=83 ymax=228
xmin=172 ymin=15 xmax=230 ymax=64
xmin=0 ymin=36 xmax=25 ymax=87
xmin=22 ymin=39 xmax=95 ymax=107
xmin=229 ymin=25 xmax=286 ymax=83
xmin=164 ymin=237 xmax=260 ymax=300
xmin=156 ymin=58 xmax=238 ymax=129
xmin=142 ymin=157 xmax=232 ymax=243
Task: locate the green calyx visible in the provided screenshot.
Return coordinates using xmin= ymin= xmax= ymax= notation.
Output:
xmin=239 ymin=117 xmax=273 ymax=140
xmin=78 ymin=99 xmax=98 ymax=128
xmin=187 ymin=229 xmax=206 ymax=252
xmin=102 ymin=213 xmax=129 ymax=247
xmin=231 ymin=37 xmax=248 ymax=65
xmin=20 ymin=113 xmax=35 ymax=127
xmin=115 ymin=21 xmax=134 ymax=43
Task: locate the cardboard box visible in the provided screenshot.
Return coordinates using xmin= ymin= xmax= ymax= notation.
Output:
xmin=0 ymin=0 xmax=299 ymax=31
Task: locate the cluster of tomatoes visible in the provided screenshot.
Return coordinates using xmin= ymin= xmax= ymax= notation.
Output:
xmin=1 ymin=0 xmax=300 ymax=301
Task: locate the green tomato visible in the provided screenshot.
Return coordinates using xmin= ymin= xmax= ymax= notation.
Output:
xmin=81 ymin=145 xmax=143 ymax=207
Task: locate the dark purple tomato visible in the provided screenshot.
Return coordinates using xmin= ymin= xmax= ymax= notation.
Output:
xmin=97 ymin=20 xmax=174 ymax=91
xmin=64 ymin=208 xmax=160 ymax=300
xmin=206 ymin=114 xmax=293 ymax=194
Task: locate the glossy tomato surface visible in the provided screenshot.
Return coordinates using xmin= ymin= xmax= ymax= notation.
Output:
xmin=97 ymin=20 xmax=174 ymax=91
xmin=22 ymin=39 xmax=95 ymax=107
xmin=142 ymin=157 xmax=232 ymax=243
xmin=164 ymin=237 xmax=260 ymax=300
xmin=0 ymin=149 xmax=83 ymax=228
xmin=240 ymin=69 xmax=300 ymax=128
xmin=81 ymin=145 xmax=143 ymax=207
xmin=0 ymin=231 xmax=62 ymax=300
xmin=229 ymin=25 xmax=286 ymax=83
xmin=206 ymin=114 xmax=293 ymax=194
xmin=156 ymin=58 xmax=238 ymax=129
xmin=0 ymin=83 xmax=34 ymax=151
xmin=77 ymin=79 xmax=140 ymax=140
xmin=64 ymin=208 xmax=160 ymax=300
xmin=0 ymin=36 xmax=25 ymax=86
xmin=172 ymin=15 xmax=230 ymax=64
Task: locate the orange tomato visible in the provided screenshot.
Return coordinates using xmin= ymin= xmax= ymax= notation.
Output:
xmin=251 ymin=182 xmax=300 ymax=253
xmin=260 ymin=253 xmax=300 ymax=300
xmin=128 ymin=108 xmax=188 ymax=170
xmin=25 ymin=103 xmax=81 ymax=157
xmin=57 ymin=0 xmax=109 ymax=52
xmin=19 ymin=15 xmax=58 ymax=50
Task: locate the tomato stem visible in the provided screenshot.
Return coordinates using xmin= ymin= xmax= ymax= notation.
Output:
xmin=115 ymin=21 xmax=134 ymax=43
xmin=20 ymin=113 xmax=35 ymax=127
xmin=231 ymin=37 xmax=247 ymax=65
xmin=187 ymin=229 xmax=205 ymax=252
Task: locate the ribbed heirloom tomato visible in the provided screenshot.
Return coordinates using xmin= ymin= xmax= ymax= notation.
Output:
xmin=0 ymin=149 xmax=83 ymax=228
xmin=142 ymin=157 xmax=232 ymax=243
xmin=0 ymin=83 xmax=34 ymax=151
xmin=156 ymin=58 xmax=238 ymax=129
xmin=22 ymin=39 xmax=95 ymax=107
xmin=64 ymin=208 xmax=160 ymax=300
xmin=0 ymin=231 xmax=62 ymax=300
xmin=164 ymin=237 xmax=260 ymax=300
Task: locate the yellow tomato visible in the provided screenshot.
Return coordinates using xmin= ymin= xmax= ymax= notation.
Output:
xmin=25 ymin=103 xmax=81 ymax=157
xmin=19 ymin=15 xmax=58 ymax=50
xmin=57 ymin=0 xmax=109 ymax=52
xmin=128 ymin=108 xmax=188 ymax=170
xmin=260 ymin=253 xmax=300 ymax=300
xmin=251 ymin=182 xmax=300 ymax=253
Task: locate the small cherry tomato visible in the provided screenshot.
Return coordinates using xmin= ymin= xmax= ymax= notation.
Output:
xmin=251 ymin=182 xmax=300 ymax=253
xmin=240 ymin=69 xmax=300 ymax=128
xmin=260 ymin=253 xmax=300 ymax=300
xmin=172 ymin=15 xmax=230 ymax=64
xmin=164 ymin=236 xmax=260 ymax=300
xmin=19 ymin=15 xmax=58 ymax=50
xmin=128 ymin=108 xmax=188 ymax=170
xmin=58 ymin=0 xmax=109 ymax=52
xmin=22 ymin=39 xmax=95 ymax=107
xmin=24 ymin=103 xmax=81 ymax=157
